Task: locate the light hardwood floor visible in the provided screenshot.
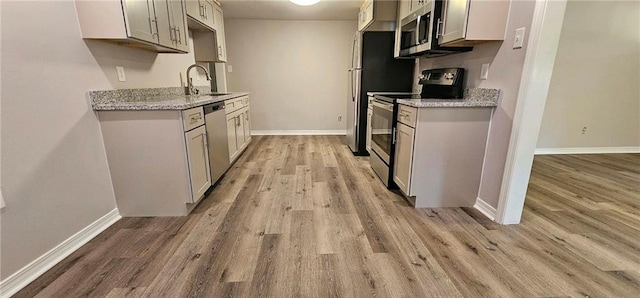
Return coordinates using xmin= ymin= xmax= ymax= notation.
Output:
xmin=14 ymin=136 xmax=640 ymax=297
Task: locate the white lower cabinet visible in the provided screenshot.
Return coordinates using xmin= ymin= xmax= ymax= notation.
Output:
xmin=98 ymin=107 xmax=212 ymax=216
xmin=225 ymin=96 xmax=251 ymax=162
xmin=391 ymin=104 xmax=493 ymax=208
xmin=243 ymin=107 xmax=252 ymax=145
xmin=226 ymin=112 xmax=239 ymax=160
xmin=393 ymin=122 xmax=415 ymax=196
xmin=185 ymin=125 xmax=212 ymax=202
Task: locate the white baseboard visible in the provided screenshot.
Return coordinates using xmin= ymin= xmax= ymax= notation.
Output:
xmin=473 ymin=198 xmax=497 ymax=221
xmin=251 ymin=130 xmax=346 ymax=136
xmin=535 ymin=147 xmax=640 ymax=155
xmin=0 ymin=209 xmax=121 ymax=297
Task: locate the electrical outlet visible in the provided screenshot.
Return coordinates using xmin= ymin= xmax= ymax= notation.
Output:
xmin=116 ymin=66 xmax=126 ymax=82
xmin=227 ymin=65 xmax=233 ymax=73
xmin=582 ymin=126 xmax=587 ymax=135
xmin=481 ymin=63 xmax=490 ymax=80
xmin=513 ymin=27 xmax=526 ymax=49
xmin=338 ymin=115 xmax=342 ymax=122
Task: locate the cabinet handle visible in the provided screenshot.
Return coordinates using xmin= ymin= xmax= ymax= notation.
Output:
xmin=236 ymin=115 xmax=241 ymax=127
xmin=436 ymin=18 xmax=443 ymax=37
xmin=176 ymin=27 xmax=182 ymax=43
xmin=200 ymin=4 xmax=204 ymax=17
xmin=150 ymin=18 xmax=159 ymax=38
xmin=204 ymin=5 xmax=208 ymax=19
xmin=392 ymin=127 xmax=397 ymax=144
xmin=203 ymin=132 xmax=209 ymax=147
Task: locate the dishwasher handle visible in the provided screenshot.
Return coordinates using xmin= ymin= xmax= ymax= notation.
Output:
xmin=204 ymin=102 xmax=225 ymax=114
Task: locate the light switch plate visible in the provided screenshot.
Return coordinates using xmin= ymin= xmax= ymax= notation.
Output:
xmin=513 ymin=27 xmax=526 ymax=49
xmin=116 ymin=66 xmax=126 ymax=82
xmin=227 ymin=65 xmax=233 ymax=73
xmin=481 ymin=63 xmax=490 ymax=80
xmin=1 ymin=187 xmax=5 ymax=210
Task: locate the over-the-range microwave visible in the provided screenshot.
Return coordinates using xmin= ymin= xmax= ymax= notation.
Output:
xmin=399 ymin=0 xmax=471 ymax=58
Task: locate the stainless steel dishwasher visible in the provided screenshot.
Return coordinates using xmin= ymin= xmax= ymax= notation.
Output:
xmin=204 ymin=101 xmax=230 ymax=184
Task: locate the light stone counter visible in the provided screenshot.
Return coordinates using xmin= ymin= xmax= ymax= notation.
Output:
xmin=89 ymin=86 xmax=248 ymax=110
xmin=376 ymin=88 xmax=500 ymax=108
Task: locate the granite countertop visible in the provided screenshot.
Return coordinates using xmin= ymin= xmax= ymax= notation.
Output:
xmin=395 ymin=88 xmax=500 ymax=108
xmin=89 ymin=86 xmax=249 ymax=111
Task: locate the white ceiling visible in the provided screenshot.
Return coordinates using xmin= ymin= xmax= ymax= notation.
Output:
xmin=219 ymin=0 xmax=362 ymax=20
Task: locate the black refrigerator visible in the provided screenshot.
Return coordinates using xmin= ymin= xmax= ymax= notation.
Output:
xmin=346 ymin=31 xmax=414 ymax=155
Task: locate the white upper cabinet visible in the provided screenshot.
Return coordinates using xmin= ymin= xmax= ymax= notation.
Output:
xmin=410 ymin=0 xmax=427 ymax=13
xmin=123 ymin=0 xmax=157 ymax=44
xmin=75 ymin=0 xmax=189 ymax=53
xmin=169 ymin=0 xmax=190 ymax=52
xmin=357 ymin=0 xmax=398 ymax=32
xmin=212 ymin=2 xmax=227 ymax=62
xmin=439 ymin=0 xmax=511 ymax=46
xmin=398 ymin=0 xmax=426 ymax=20
xmin=186 ymin=0 xmax=215 ymax=30
xmin=191 ymin=0 xmax=227 ymax=62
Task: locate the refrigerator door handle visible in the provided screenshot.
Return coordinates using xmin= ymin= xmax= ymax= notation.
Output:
xmin=351 ymin=34 xmax=357 ymax=69
xmin=348 ymin=69 xmax=354 ymax=101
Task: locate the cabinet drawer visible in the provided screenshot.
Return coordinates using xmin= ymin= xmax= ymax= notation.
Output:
xmin=224 ymin=97 xmax=244 ymax=114
xmin=397 ymin=105 xmax=417 ymax=128
xmin=182 ymin=107 xmax=205 ymax=131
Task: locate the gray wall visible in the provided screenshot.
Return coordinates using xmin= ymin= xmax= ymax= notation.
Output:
xmin=224 ymin=20 xmax=356 ymax=133
xmin=1 ymin=1 xmax=207 ymax=279
xmin=537 ymin=1 xmax=640 ymax=149
xmin=418 ymin=0 xmax=536 ymax=208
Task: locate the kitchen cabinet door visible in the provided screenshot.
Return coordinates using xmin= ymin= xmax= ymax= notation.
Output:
xmin=393 ymin=122 xmax=415 ymax=196
xmin=226 ymin=113 xmax=238 ymax=161
xmin=438 ymin=0 xmax=509 ymax=46
xmin=169 ymin=0 xmax=189 ymax=52
xmin=410 ymin=0 xmax=426 ymax=12
xmin=152 ymin=0 xmax=175 ymax=49
xmin=243 ymin=108 xmax=251 ymax=145
xmin=123 ymin=0 xmax=158 ymax=44
xmin=186 ymin=0 xmax=214 ymax=29
xmin=398 ymin=0 xmax=412 ymax=20
xmin=185 ymin=125 xmax=212 ymax=202
xmin=358 ymin=0 xmax=374 ymax=31
xmin=235 ymin=113 xmax=246 ymax=151
xmin=440 ymin=0 xmax=470 ymax=45
xmin=212 ymin=3 xmax=227 ymax=62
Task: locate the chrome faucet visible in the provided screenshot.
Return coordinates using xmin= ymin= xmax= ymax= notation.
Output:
xmin=185 ymin=64 xmax=211 ymax=95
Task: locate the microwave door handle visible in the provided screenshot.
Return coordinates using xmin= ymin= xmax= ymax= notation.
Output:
xmin=415 ymin=14 xmax=421 ymax=45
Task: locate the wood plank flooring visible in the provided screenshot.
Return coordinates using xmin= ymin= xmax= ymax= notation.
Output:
xmin=14 ymin=136 xmax=640 ymax=297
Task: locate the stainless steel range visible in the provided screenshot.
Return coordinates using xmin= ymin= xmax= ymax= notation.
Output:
xmin=369 ymin=97 xmax=395 ymax=186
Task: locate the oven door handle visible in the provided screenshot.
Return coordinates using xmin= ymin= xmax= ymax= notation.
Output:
xmin=371 ymin=100 xmax=393 ymax=111
xmin=392 ymin=127 xmax=397 ymax=144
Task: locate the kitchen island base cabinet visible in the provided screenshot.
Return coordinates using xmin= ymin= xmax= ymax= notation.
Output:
xmin=98 ymin=109 xmax=211 ymax=217
xmin=393 ymin=106 xmax=492 ymax=208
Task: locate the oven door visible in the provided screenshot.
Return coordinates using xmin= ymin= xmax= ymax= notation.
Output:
xmin=370 ymin=100 xmax=394 ymax=164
